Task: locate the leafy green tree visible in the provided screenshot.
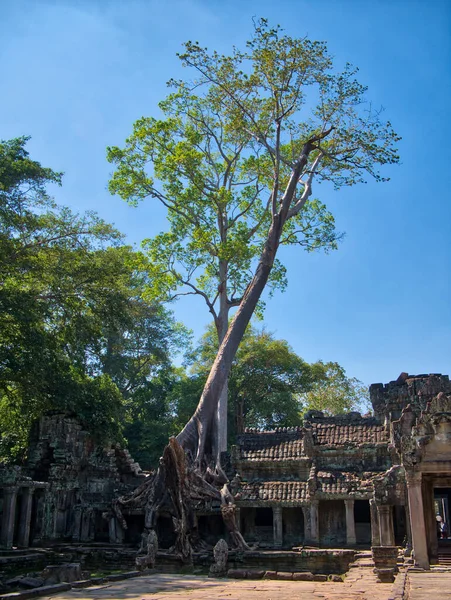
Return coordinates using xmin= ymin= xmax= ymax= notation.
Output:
xmin=171 ymin=325 xmax=369 ymax=446
xmin=108 ymin=20 xmax=399 ymax=469
xmin=107 ymin=31 xmax=343 ymax=455
xmin=0 ymin=137 xmax=188 ymax=462
xmin=185 ymin=325 xmax=314 ymax=437
xmin=302 ymin=361 xmax=371 ymax=415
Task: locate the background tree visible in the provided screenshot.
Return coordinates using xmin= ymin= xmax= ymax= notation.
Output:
xmin=171 ymin=323 xmax=370 ymax=445
xmin=301 ymin=361 xmax=371 ymax=415
xmin=0 ymin=137 xmax=187 ymax=462
xmin=108 ymin=20 xmax=399 ymax=471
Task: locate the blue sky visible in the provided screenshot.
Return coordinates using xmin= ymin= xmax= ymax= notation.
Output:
xmin=1 ymin=0 xmax=450 ymax=388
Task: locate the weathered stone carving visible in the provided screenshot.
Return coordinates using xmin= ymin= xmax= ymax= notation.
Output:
xmin=209 ymin=538 xmax=228 ymax=576
xmin=136 ymin=529 xmax=158 ymax=570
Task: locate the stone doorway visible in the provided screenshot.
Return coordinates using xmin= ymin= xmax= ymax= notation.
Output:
xmin=282 ymin=507 xmax=304 ymax=548
xmin=319 ymin=500 xmax=346 ymax=547
xmin=434 ymin=488 xmax=451 ymax=541
xmin=354 ymin=500 xmax=371 ymax=545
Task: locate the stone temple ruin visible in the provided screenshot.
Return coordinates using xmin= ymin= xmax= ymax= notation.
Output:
xmin=1 ymin=372 xmax=451 ymax=587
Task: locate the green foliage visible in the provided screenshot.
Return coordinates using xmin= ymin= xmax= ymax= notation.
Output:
xmin=0 ymin=137 xmax=188 ymax=463
xmin=172 ymin=323 xmax=371 ymax=444
xmin=106 ymin=21 xmax=350 ymax=325
xmin=301 ymin=361 xmax=371 ymax=415
xmin=108 ymin=19 xmax=398 ymax=451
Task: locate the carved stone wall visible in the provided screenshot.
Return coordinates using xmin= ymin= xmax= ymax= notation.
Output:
xmin=22 ymin=412 xmax=146 ymax=544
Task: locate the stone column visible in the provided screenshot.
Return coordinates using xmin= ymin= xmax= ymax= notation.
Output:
xmin=344 ymin=499 xmax=356 ymax=546
xmin=310 ymin=501 xmax=319 ymax=544
xmin=72 ymin=508 xmax=82 ymax=541
xmin=235 ymin=507 xmax=241 ymax=532
xmin=17 ymin=487 xmax=34 ymax=547
xmin=370 ymin=499 xmax=380 ymax=546
xmin=302 ymin=505 xmax=311 ymax=543
xmin=108 ymin=516 xmax=124 ymax=544
xmin=406 ymin=472 xmax=429 ymax=569
xmin=1 ymin=487 xmax=18 ymax=548
xmin=273 ymin=506 xmax=283 ymax=548
xmin=377 ymin=505 xmax=395 ymax=546
xmin=404 ymin=501 xmax=412 ymax=555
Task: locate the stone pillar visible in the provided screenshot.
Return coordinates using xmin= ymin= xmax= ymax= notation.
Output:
xmin=1 ymin=487 xmax=18 ymax=548
xmin=345 ymin=499 xmax=356 ymax=546
xmin=235 ymin=507 xmax=241 ymax=532
xmin=302 ymin=505 xmax=311 ymax=543
xmin=273 ymin=506 xmax=283 ymax=548
xmin=370 ymin=499 xmax=380 ymax=546
xmin=17 ymin=487 xmax=34 ymax=547
xmin=72 ymin=508 xmax=82 ymax=541
xmin=404 ymin=501 xmax=412 ymax=555
xmin=310 ymin=501 xmax=319 ymax=544
xmin=377 ymin=505 xmax=395 ymax=546
xmin=406 ymin=472 xmax=429 ymax=569
xmin=108 ymin=516 xmax=124 ymax=544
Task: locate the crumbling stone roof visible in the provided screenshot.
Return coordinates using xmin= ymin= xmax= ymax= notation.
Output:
xmin=309 ymin=422 xmax=388 ymax=445
xmin=238 ymin=480 xmax=309 ymax=503
xmin=315 ymin=470 xmax=374 ymax=497
xmin=237 ymin=428 xmax=305 ymax=461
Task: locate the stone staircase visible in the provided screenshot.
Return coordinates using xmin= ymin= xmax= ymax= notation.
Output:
xmin=438 ymin=546 xmax=451 ymax=567
xmin=348 ymin=551 xmax=375 ymax=570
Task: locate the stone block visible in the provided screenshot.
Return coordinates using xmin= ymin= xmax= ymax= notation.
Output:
xmin=264 ymin=571 xmax=277 ymax=579
xmin=227 ymin=569 xmax=247 ymax=579
xmin=246 ymin=570 xmax=265 ymax=579
xmin=293 ymin=572 xmax=314 ymax=581
xmin=275 ymin=572 xmax=293 ymax=580
xmin=41 ymin=563 xmax=82 ymax=584
xmin=313 ymin=574 xmax=328 ymax=582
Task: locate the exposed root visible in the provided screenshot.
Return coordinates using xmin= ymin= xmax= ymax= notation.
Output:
xmin=112 ymin=436 xmax=250 ymax=560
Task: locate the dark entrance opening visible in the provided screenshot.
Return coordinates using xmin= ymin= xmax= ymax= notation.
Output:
xmin=434 ymin=488 xmax=451 ymax=565
xmin=254 ymin=507 xmax=273 ymax=547
xmin=319 ymin=500 xmax=346 ymax=546
xmin=393 ymin=505 xmax=407 ymax=546
xmin=157 ymin=515 xmax=177 ymax=549
xmin=435 ymin=488 xmax=451 ymax=541
xmin=94 ymin=510 xmax=109 ymax=542
xmin=198 ymin=514 xmax=226 ymax=546
xmin=124 ymin=514 xmax=145 ymax=544
xmin=354 ymin=500 xmax=371 ymax=545
xmin=282 ymin=507 xmax=304 ymax=548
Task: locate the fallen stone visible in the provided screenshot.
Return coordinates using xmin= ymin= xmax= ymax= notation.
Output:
xmin=227 ymin=569 xmax=247 ymax=579
xmin=264 ymin=571 xmax=277 ymax=579
xmin=313 ymin=574 xmax=328 ymax=582
xmin=329 ymin=574 xmax=343 ymax=582
xmin=292 ymin=572 xmax=314 ymax=581
xmin=276 ymin=572 xmax=293 ymax=581
xmin=15 ymin=579 xmax=44 ymax=590
xmin=245 ymin=570 xmax=265 ymax=579
xmin=41 ymin=563 xmax=82 ymax=584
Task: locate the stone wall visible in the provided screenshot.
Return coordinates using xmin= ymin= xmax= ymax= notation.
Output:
xmin=22 ymin=412 xmax=147 ymax=545
xmin=370 ymin=373 xmax=451 ymax=423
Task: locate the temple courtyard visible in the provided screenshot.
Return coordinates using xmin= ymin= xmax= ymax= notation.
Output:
xmin=40 ymin=570 xmax=451 ymax=600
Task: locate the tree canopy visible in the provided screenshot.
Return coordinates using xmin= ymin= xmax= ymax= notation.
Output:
xmin=108 ymin=20 xmax=399 ymax=468
xmin=0 ymin=137 xmax=187 ymax=462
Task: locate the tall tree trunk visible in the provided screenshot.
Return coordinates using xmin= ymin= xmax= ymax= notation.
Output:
xmin=216 ymin=283 xmax=229 ymax=456
xmin=177 ymin=215 xmax=283 ymax=462
xmin=177 ymin=136 xmax=319 ymax=463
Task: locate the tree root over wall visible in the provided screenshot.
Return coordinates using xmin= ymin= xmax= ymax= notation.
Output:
xmin=112 ymin=437 xmax=250 ymax=564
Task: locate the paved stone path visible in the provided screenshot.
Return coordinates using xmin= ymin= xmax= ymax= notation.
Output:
xmin=406 ymin=571 xmax=451 ymax=599
xmin=43 ymin=571 xmax=397 ymax=600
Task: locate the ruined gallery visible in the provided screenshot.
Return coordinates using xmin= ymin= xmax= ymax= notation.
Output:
xmin=1 ymin=372 xmax=451 ymax=581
